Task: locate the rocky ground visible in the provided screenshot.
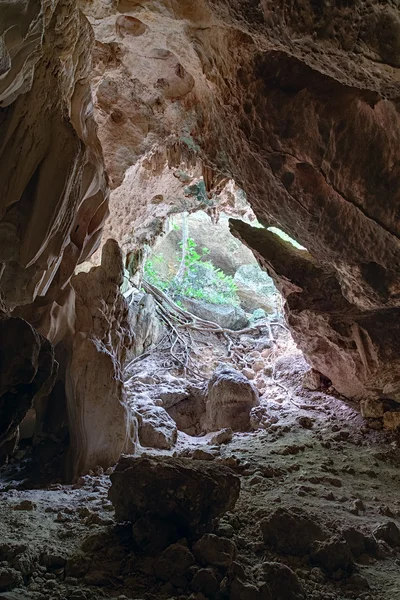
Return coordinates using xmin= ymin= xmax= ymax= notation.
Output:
xmin=1 ymin=343 xmax=400 ymax=600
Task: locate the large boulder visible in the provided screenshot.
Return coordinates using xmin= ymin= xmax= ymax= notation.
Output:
xmin=181 ymin=298 xmax=248 ymax=330
xmin=260 ymin=507 xmax=326 ymax=555
xmin=259 ymin=562 xmax=306 ymax=600
xmin=205 ymin=364 xmax=259 ymax=431
xmin=166 ymin=385 xmax=207 ymax=436
xmin=153 ymin=212 xmax=257 ymax=278
xmin=134 ymin=403 xmax=177 ymax=450
xmin=109 ymin=456 xmax=240 ymax=535
xmin=234 ymin=264 xmax=277 ymax=314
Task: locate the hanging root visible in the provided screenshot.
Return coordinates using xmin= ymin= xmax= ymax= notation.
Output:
xmin=124 ymin=277 xmax=291 ymax=382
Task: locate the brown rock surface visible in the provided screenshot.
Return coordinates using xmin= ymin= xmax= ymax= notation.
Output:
xmin=0 ymin=317 xmax=57 ymax=456
xmin=205 ymin=365 xmax=259 ymax=431
xmin=230 ymin=219 xmax=400 ymax=402
xmin=80 ymin=0 xmax=400 ymax=406
xmin=109 ymin=455 xmax=240 ymax=534
xmin=66 ymin=239 xmax=133 ymax=478
xmin=1 ymin=0 xmax=108 ymax=317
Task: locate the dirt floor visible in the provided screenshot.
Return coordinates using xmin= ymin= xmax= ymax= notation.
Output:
xmin=1 ymin=345 xmax=400 ymax=600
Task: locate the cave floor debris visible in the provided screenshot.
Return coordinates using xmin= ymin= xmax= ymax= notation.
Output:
xmin=1 ymin=352 xmax=400 ymax=600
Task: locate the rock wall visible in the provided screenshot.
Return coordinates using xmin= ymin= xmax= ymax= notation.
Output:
xmin=66 ymin=239 xmax=134 ymax=478
xmin=0 ymin=0 xmax=129 ymax=475
xmin=230 ymin=219 xmax=400 ymax=402
xmin=1 ymin=0 xmax=109 ymax=317
xmin=80 ymin=0 xmax=400 ymax=404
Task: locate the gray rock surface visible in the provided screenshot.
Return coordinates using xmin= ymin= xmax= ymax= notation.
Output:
xmin=181 ymin=297 xmax=248 ymax=330
xmin=205 ymin=365 xmax=259 ymax=431
xmin=153 ymin=212 xmax=257 ymax=277
xmin=134 ymin=403 xmax=177 ymax=450
xmin=234 ymin=264 xmax=277 ymax=313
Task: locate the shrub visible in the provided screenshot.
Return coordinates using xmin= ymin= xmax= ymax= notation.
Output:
xmin=144 ymin=239 xmax=239 ymax=306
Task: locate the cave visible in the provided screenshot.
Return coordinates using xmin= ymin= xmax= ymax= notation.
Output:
xmin=1 ymin=0 xmax=400 ymax=598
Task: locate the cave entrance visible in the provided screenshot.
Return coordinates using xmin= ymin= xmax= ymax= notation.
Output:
xmin=121 ymin=204 xmax=318 ymax=449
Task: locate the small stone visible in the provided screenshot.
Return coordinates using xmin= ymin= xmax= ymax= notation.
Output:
xmin=374 ymin=521 xmax=400 ymax=547
xmin=193 ymin=534 xmax=236 ymax=567
xmin=260 ymin=507 xmax=326 ymax=555
xmin=383 ymin=412 xmax=400 ymax=430
xmin=248 ymin=475 xmax=263 ymax=486
xmin=253 ymin=360 xmax=264 ymax=373
xmin=310 ymin=536 xmax=354 ymax=574
xmin=302 ymin=369 xmax=323 ymax=391
xmin=210 ymin=428 xmax=232 ymax=445
xmin=297 ymin=416 xmax=314 ymax=429
xmin=13 ymin=500 xmax=36 ymax=511
xmin=342 ymin=527 xmax=368 ymax=557
xmin=360 ymin=399 xmax=384 ymax=418
xmin=353 ymin=499 xmax=366 ymax=513
xmin=192 ymin=448 xmax=216 ymax=461
xmin=242 ymin=368 xmax=255 ymax=380
xmin=263 ymin=365 xmax=273 ymax=376
xmin=0 ymin=567 xmax=23 ymax=591
xmin=216 ymin=522 xmax=235 ymax=538
xmin=261 ymin=561 xmax=306 ymax=599
xmin=154 ymin=543 xmax=195 ymax=583
xmin=190 ymin=568 xmax=219 ymax=596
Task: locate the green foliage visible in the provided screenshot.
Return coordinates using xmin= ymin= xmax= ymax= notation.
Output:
xmin=143 ymin=255 xmax=169 ymax=291
xmin=143 ymin=238 xmax=239 ymax=306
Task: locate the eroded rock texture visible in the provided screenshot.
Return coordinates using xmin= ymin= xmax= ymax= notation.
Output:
xmin=78 ymin=0 xmax=400 ymax=404
xmin=0 ymin=0 xmax=109 ymax=317
xmin=230 ymin=220 xmax=400 ymax=401
xmin=66 ymin=239 xmax=133 ymax=478
xmin=0 ymin=317 xmax=57 ymax=462
xmin=0 ymin=0 xmax=119 ymax=472
xmin=2 ymin=0 xmax=400 ymax=469
xmin=205 ymin=365 xmax=260 ymax=431
xmin=109 ymin=455 xmax=241 ymax=536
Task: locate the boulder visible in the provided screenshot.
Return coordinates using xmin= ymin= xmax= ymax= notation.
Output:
xmin=374 ymin=522 xmax=400 ymax=547
xmin=0 ymin=568 xmax=23 ymax=592
xmin=153 ymin=212 xmax=257 ymax=278
xmin=134 ymin=403 xmax=177 ymax=449
xmin=233 ymin=264 xmax=277 ymax=314
xmin=132 ymin=516 xmax=178 ymax=554
xmin=210 ymin=428 xmax=233 ymax=445
xmin=166 ymin=385 xmax=207 ymax=436
xmin=205 ymin=365 xmax=259 ymax=431
xmin=181 ymin=298 xmax=248 ymax=331
xmin=191 ymin=567 xmax=219 ymax=596
xmin=341 ymin=527 xmax=375 ymax=557
xmin=360 ymin=399 xmax=384 ymax=419
xmin=193 ymin=534 xmax=237 ymax=567
xmin=154 ymin=543 xmax=195 ymax=583
xmin=302 ymin=369 xmax=325 ymax=391
xmin=383 ymin=412 xmax=400 ymax=430
xmin=310 ymin=536 xmax=354 ymax=574
xmin=260 ymin=562 xmax=306 ymax=600
xmin=260 ymin=507 xmax=326 ymax=555
xmin=109 ymin=456 xmax=240 ymax=535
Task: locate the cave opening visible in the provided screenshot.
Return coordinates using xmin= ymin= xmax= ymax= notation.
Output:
xmin=2 ymin=0 xmax=400 ymax=597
